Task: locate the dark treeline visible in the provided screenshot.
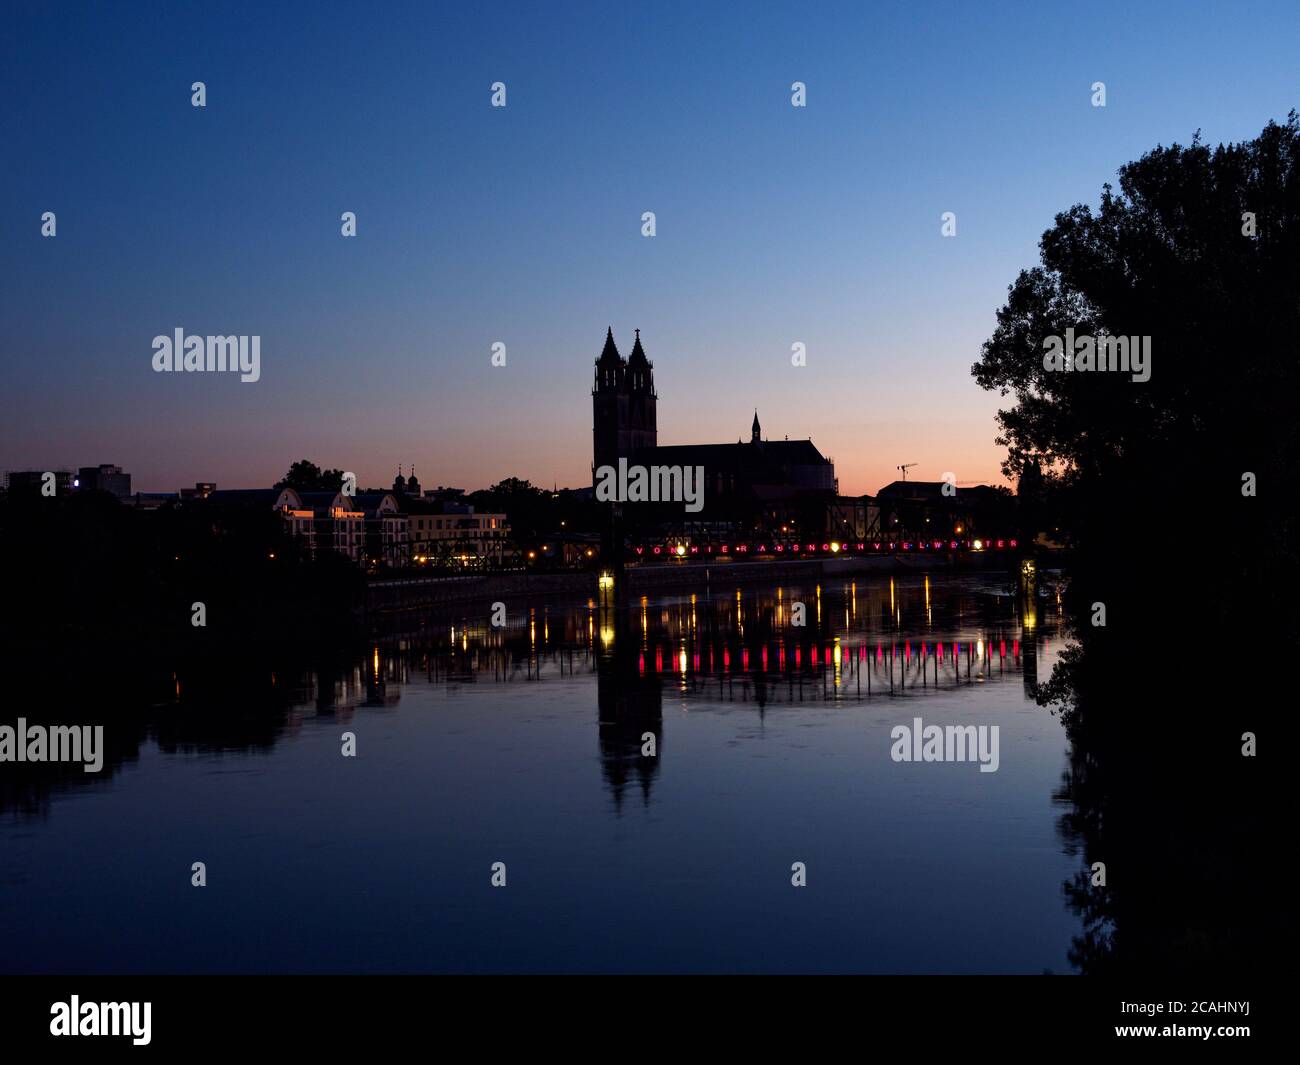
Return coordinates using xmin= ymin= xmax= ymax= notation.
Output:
xmin=0 ymin=486 xmax=373 ymax=816
xmin=975 ymin=115 xmax=1299 ymax=972
xmin=464 ymin=477 xmax=603 ymax=543
xmin=0 ymin=488 xmax=367 ymax=668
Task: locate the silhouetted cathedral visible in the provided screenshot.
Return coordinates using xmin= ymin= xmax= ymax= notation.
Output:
xmin=591 ymin=328 xmax=837 ymax=528
xmin=592 ymin=327 xmax=657 ymax=474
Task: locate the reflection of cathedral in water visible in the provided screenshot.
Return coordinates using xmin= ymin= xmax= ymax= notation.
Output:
xmin=596 ymin=609 xmax=663 ymax=810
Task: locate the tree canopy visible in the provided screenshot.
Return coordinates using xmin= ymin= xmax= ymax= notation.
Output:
xmin=975 ymin=113 xmax=1298 ymax=630
xmin=277 ymin=460 xmax=346 ymax=492
xmin=974 ymin=115 xmax=1299 ymax=974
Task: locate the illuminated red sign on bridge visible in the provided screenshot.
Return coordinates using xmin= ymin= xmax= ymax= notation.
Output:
xmin=630 ymin=537 xmax=1018 ymax=559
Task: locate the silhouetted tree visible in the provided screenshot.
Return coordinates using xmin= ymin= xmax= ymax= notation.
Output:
xmin=974 ymin=115 xmax=1299 ymax=973
xmin=278 ymin=459 xmax=346 ymax=491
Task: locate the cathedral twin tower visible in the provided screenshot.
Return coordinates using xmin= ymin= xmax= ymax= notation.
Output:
xmin=592 ymin=327 xmax=657 ymax=475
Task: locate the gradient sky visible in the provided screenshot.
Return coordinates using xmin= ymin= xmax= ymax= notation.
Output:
xmin=3 ymin=0 xmax=1297 ymax=494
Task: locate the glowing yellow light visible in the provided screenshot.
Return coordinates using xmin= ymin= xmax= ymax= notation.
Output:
xmin=676 ymin=544 xmax=686 ymax=556
xmin=973 ymin=539 xmax=983 ymax=550
xmin=830 ymin=542 xmax=840 ymax=553
xmin=598 ymin=573 xmax=615 ymax=591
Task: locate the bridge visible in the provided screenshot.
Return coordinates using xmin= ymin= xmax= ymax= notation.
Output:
xmin=625 ymin=535 xmax=1020 ymax=562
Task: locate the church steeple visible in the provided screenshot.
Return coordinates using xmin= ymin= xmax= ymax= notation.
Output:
xmin=594 ymin=326 xmax=623 ymax=392
xmin=751 ymin=409 xmax=761 ymax=443
xmin=393 ymin=464 xmax=407 ymax=493
xmin=592 ymin=325 xmax=656 ymax=478
xmin=626 ymin=328 xmax=654 ymax=394
xmin=599 ymin=326 xmax=620 ymax=363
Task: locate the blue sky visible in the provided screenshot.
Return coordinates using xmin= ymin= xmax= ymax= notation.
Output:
xmin=3 ymin=0 xmax=1297 ymax=492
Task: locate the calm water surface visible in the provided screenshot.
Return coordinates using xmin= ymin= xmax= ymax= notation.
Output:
xmin=0 ymin=572 xmax=1079 ymax=973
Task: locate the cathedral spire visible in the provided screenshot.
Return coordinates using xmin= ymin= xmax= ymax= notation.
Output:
xmin=628 ymin=328 xmax=648 ymax=364
xmin=594 ymin=326 xmax=624 ymax=393
xmin=598 ymin=326 xmax=621 ymax=364
xmin=627 ymin=328 xmax=653 ymax=394
xmin=751 ymin=409 xmax=761 ymax=443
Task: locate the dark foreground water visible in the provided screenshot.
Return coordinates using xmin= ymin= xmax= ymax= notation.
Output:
xmin=0 ymin=571 xmax=1080 ymax=973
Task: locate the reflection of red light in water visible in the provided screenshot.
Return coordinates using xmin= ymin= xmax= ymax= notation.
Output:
xmin=693 ymin=652 xmax=700 ymax=671
xmin=655 ymin=648 xmax=662 ymax=672
xmin=761 ymin=646 xmax=768 ymax=670
xmin=877 ymin=644 xmax=883 ymax=661
xmin=905 ymin=641 xmax=912 ymax=659
xmin=1013 ymin=640 xmax=1019 ymax=658
xmin=999 ymin=640 xmax=1006 ymax=658
xmin=723 ymin=648 xmax=730 ymax=670
xmin=742 ymin=648 xmax=749 ymax=670
xmin=937 ymin=643 xmax=943 ymax=662
xmin=953 ymin=642 xmax=959 ymax=660
xmin=639 ymin=654 xmax=645 ymax=676
xmin=795 ymin=647 xmax=802 ymax=668
xmin=779 ymin=646 xmax=786 ymax=669
xmin=811 ymin=646 xmax=818 ymax=666
xmin=859 ymin=645 xmax=865 ymax=661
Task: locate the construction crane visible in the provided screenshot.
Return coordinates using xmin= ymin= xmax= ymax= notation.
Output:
xmin=896 ymin=463 xmax=917 ymax=481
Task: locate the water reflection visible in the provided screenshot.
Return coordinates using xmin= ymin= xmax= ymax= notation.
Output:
xmin=1 ymin=572 xmax=1080 ymax=974
xmin=2 ymin=574 xmax=1058 ymax=820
